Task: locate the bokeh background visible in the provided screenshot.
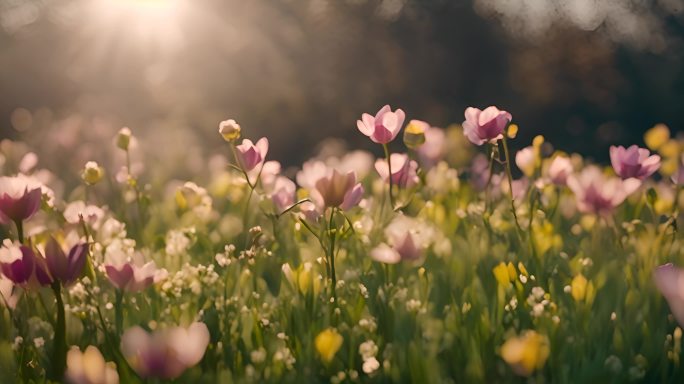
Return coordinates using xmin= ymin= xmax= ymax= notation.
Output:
xmin=1 ymin=0 xmax=683 ymax=174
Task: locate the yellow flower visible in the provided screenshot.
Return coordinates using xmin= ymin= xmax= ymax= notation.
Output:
xmin=571 ymin=274 xmax=588 ymax=302
xmin=493 ymin=262 xmax=512 ymax=287
xmin=517 ymin=262 xmax=528 ymax=277
xmin=644 ymin=124 xmax=670 ymax=151
xmin=507 ymin=124 xmax=519 ymax=139
xmin=659 ymin=139 xmax=680 ymax=158
xmin=315 ymin=328 xmax=343 ymax=364
xmin=82 ymin=161 xmax=104 ymax=185
xmin=500 ymin=331 xmax=550 ymax=377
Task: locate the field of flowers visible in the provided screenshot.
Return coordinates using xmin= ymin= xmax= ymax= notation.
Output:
xmin=0 ymin=105 xmax=683 ymax=383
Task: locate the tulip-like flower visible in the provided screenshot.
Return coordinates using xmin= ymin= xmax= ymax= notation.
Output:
xmin=370 ymin=216 xmax=428 ymax=264
xmin=315 ymin=328 xmax=343 ymax=364
xmin=105 ymin=261 xmax=160 ymax=292
xmin=374 ymin=153 xmax=419 ymax=189
xmin=116 ymin=127 xmax=132 ymax=151
xmin=298 ymin=162 xmax=364 ymax=212
xmin=462 ymin=106 xmax=512 ymax=146
xmin=0 ymin=174 xmax=43 ymax=225
xmin=500 ymin=331 xmax=550 ymax=377
xmin=271 ymin=176 xmax=296 ymax=214
xmin=0 ymin=274 xmax=21 ymax=309
xmin=0 ymin=240 xmax=35 ymax=285
xmin=515 ymin=146 xmax=536 ymax=178
xmin=609 ymin=145 xmax=661 ymax=180
xmin=235 ymin=138 xmax=268 ymax=172
xmin=546 ymin=156 xmax=573 ymax=186
xmin=42 ymin=237 xmax=89 ymax=287
xmin=654 ymin=263 xmax=684 ymax=327
xmin=121 ymin=322 xmax=210 ymax=380
xmin=567 ymin=166 xmax=641 ymax=216
xmin=66 ymin=345 xmax=119 ymax=384
xmin=356 ymin=105 xmax=406 ymax=144
xmin=417 ymin=127 xmax=446 ymax=169
xmin=218 ymin=119 xmax=241 ymax=142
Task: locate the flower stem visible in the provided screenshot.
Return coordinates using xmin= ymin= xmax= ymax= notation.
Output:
xmin=14 ymin=219 xmax=24 ymax=244
xmin=328 ymin=208 xmax=337 ymax=303
xmin=115 ymin=290 xmax=124 ymax=337
xmin=383 ymin=144 xmax=396 ymax=209
xmin=501 ymin=136 xmax=524 ymax=237
xmin=49 ymin=282 xmax=67 ymax=381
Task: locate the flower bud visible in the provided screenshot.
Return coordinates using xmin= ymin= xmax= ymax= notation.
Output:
xmin=403 ymin=120 xmax=428 ymax=149
xmin=82 ymin=161 xmax=104 ymax=185
xmin=116 ymin=127 xmax=132 ymax=151
xmin=219 ymin=119 xmax=241 ymax=142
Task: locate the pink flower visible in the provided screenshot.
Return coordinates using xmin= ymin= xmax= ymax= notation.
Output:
xmin=0 ymin=240 xmax=35 ymax=285
xmin=371 ymin=217 xmax=427 ymax=264
xmin=567 ymin=166 xmax=641 ymax=216
xmin=297 ymin=162 xmax=364 ymax=211
xmin=462 ymin=106 xmax=512 ymax=146
xmin=654 ymin=263 xmax=684 ymax=327
xmin=271 ymin=176 xmax=296 ymax=214
xmin=43 ymin=237 xmax=89 ymax=287
xmin=235 ymin=138 xmax=269 ymax=172
xmin=609 ymin=145 xmax=661 ymax=180
xmin=417 ymin=127 xmax=446 ymax=169
xmin=547 ymin=156 xmax=573 ymax=186
xmin=357 ymin=105 xmax=406 ymax=144
xmin=0 ymin=175 xmax=43 ymax=224
xmin=121 ymin=322 xmax=210 ymax=380
xmin=374 ymin=153 xmax=419 ymax=189
xmin=105 ymin=261 xmax=161 ymax=292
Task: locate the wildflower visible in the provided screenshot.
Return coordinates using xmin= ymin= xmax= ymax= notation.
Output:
xmin=462 ymin=106 xmax=512 ymax=146
xmin=218 ymin=119 xmax=241 ymax=142
xmin=271 ymin=176 xmax=296 ymax=214
xmin=105 ymin=259 xmax=160 ymax=292
xmin=235 ymin=138 xmax=268 ymax=172
xmin=0 ymin=274 xmax=20 ymax=309
xmin=609 ymin=145 xmax=660 ymax=180
xmin=571 ymin=274 xmax=588 ymax=302
xmin=567 ymin=166 xmax=641 ymax=216
xmin=121 ymin=322 xmax=210 ymax=380
xmin=82 ymin=161 xmax=104 ymax=185
xmin=547 ymin=155 xmax=573 ymax=186
xmin=515 ymin=146 xmax=536 ymax=177
xmin=315 ymin=328 xmax=343 ymax=364
xmin=305 ymin=166 xmax=364 ymax=211
xmin=403 ymin=120 xmax=428 ymax=149
xmin=282 ymin=262 xmax=321 ymax=295
xmin=0 ymin=240 xmax=35 ymax=285
xmin=500 ymin=331 xmax=550 ymax=377
xmin=654 ymin=264 xmax=684 ymax=326
xmin=116 ymin=127 xmax=132 ymax=151
xmin=370 ymin=216 xmax=427 ymax=264
xmin=63 ymin=201 xmax=105 ymax=227
xmin=66 ymin=345 xmax=119 ymax=384
xmin=0 ymin=174 xmax=43 ymax=225
xmin=362 ymin=357 xmax=380 ymax=374
xmin=374 ymin=153 xmax=419 ymax=189
xmin=356 ymin=105 xmax=406 ymax=144
xmin=42 ymin=237 xmax=89 ymax=287
xmin=493 ymin=262 xmax=516 ymax=287
xmin=416 ymin=127 xmax=446 ymax=168
xmin=644 ymin=124 xmax=670 ymax=151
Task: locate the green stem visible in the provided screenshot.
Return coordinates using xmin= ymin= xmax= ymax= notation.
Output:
xmin=383 ymin=144 xmax=396 ymax=209
xmin=485 ymin=146 xmax=496 ymax=214
xmin=14 ymin=220 xmax=24 ymax=245
xmin=115 ymin=290 xmax=124 ymax=337
xmin=501 ymin=136 xmax=524 ymax=237
xmin=49 ymin=282 xmax=67 ymax=381
xmin=328 ymin=208 xmax=337 ymax=303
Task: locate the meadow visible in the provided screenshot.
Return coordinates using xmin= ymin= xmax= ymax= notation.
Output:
xmin=0 ymin=105 xmax=683 ymax=383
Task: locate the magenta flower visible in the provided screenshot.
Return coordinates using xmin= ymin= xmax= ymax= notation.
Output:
xmin=121 ymin=322 xmax=210 ymax=380
xmin=374 ymin=153 xmax=419 ymax=189
xmin=567 ymin=166 xmax=641 ymax=216
xmin=0 ymin=175 xmax=43 ymax=225
xmin=43 ymin=237 xmax=89 ymax=287
xmin=105 ymin=261 xmax=159 ymax=292
xmin=462 ymin=106 xmax=512 ymax=146
xmin=547 ymin=156 xmax=573 ymax=186
xmin=609 ymin=145 xmax=661 ymax=180
xmin=0 ymin=240 xmax=35 ymax=285
xmin=654 ymin=263 xmax=684 ymax=327
xmin=235 ymin=138 xmax=269 ymax=172
xmin=357 ymin=105 xmax=406 ymax=144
